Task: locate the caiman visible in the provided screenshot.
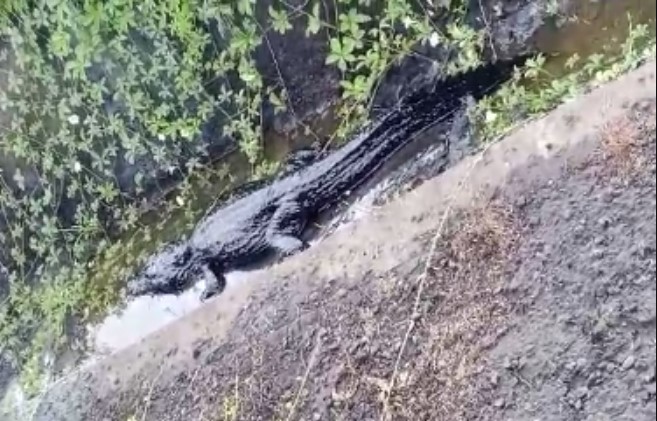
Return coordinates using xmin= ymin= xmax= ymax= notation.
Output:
xmin=127 ymin=56 xmax=526 ymax=300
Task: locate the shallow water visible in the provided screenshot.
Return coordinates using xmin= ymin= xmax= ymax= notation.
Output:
xmin=93 ymin=283 xmax=202 ymax=353
xmin=89 ymin=278 xmax=210 ymax=352
xmin=535 ymin=0 xmax=655 ymax=71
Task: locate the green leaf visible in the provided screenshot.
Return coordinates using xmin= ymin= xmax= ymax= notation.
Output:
xmin=269 ymin=90 xmax=287 ymax=114
xmin=231 ymin=23 xmax=261 ymax=54
xmin=237 ymin=0 xmax=255 ymax=15
xmin=339 ymin=75 xmax=370 ymax=101
xmin=524 ymin=54 xmax=546 ymax=79
xmin=269 ymin=6 xmax=292 ymax=34
xmin=306 ymin=2 xmax=322 ymax=36
xmin=327 ymin=37 xmax=357 ymax=71
xmin=565 ymin=53 xmax=580 ymax=70
xmin=81 ymin=1 xmax=103 ymax=31
xmin=97 ymin=182 xmax=119 ymax=203
xmin=50 ymin=28 xmax=71 ymax=58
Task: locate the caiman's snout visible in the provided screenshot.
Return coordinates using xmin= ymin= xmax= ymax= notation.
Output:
xmin=126 ymin=243 xmax=196 ymax=296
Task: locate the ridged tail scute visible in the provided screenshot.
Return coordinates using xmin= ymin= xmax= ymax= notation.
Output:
xmin=400 ymin=53 xmax=533 ymax=112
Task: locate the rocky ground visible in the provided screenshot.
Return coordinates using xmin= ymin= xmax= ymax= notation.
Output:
xmin=23 ymin=62 xmax=655 ymax=421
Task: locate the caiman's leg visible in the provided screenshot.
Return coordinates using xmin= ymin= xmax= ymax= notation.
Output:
xmin=277 ymin=143 xmax=324 ymax=178
xmin=199 ymin=258 xmax=227 ymax=301
xmin=266 ymin=200 xmax=310 ymax=257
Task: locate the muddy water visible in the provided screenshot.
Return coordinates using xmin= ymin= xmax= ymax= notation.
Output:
xmin=535 ymin=0 xmax=656 ymax=71
xmin=90 ymin=270 xmax=255 ymax=352
xmin=86 ymin=0 xmax=656 ymax=355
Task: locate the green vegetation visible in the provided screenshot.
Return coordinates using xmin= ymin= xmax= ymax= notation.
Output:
xmin=0 ymin=0 xmax=485 ymax=393
xmin=473 ymin=18 xmax=656 ymax=140
xmin=0 ymin=0 xmax=654 ymax=395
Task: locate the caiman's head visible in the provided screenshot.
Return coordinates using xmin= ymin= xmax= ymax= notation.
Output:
xmin=127 ymin=242 xmax=199 ymax=296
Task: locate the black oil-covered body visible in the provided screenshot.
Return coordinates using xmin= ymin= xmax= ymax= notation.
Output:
xmin=128 ymin=57 xmax=525 ymax=300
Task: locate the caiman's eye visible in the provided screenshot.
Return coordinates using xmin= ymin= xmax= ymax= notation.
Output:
xmin=174 ymin=245 xmax=193 ymax=267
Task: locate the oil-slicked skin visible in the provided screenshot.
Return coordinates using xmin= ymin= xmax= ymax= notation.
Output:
xmin=127 ymin=57 xmax=527 ymax=300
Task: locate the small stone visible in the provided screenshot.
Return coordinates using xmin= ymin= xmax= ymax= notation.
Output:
xmin=591 ymin=328 xmax=606 ymax=343
xmin=587 ymin=371 xmax=602 ymax=387
xmin=489 ymin=371 xmax=500 ymax=387
xmin=67 ymin=114 xmax=80 ymax=125
xmin=336 ymin=288 xmax=348 ymax=298
xmin=598 ymin=217 xmax=611 ymax=229
xmin=634 ymin=275 xmax=650 ymax=286
xmin=493 ymin=398 xmax=505 ymax=408
xmin=637 ymin=310 xmax=656 ymax=324
xmin=369 ymin=343 xmax=380 ymax=355
xmin=632 ymin=242 xmax=655 ymax=258
xmin=593 ymin=235 xmax=606 ymax=245
xmin=622 ymin=355 xmax=636 ymax=371
xmin=590 ymin=248 xmax=604 ymax=260
xmin=602 ymin=189 xmax=617 ymax=202
xmin=605 ymin=362 xmax=617 ymax=373
xmin=576 ymin=358 xmax=588 ymax=370
xmin=516 ymin=195 xmax=528 ymax=208
xmin=313 ymin=412 xmax=322 ymax=420
xmin=575 ymin=386 xmax=589 ymax=399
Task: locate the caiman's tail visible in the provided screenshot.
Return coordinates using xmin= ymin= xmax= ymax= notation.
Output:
xmin=457 ymin=53 xmax=532 ymax=100
xmin=400 ymin=53 xmax=532 ymax=125
xmin=337 ymin=53 xmax=533 ymax=197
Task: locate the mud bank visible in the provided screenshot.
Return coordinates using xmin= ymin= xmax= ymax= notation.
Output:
xmin=21 ymin=61 xmax=655 ymax=421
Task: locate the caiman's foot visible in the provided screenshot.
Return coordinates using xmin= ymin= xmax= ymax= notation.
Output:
xmin=199 ymin=262 xmax=226 ymax=301
xmin=269 ymin=234 xmax=309 ymax=258
xmin=278 ymin=145 xmax=324 ymax=178
xmin=200 ymin=284 xmax=222 ymax=301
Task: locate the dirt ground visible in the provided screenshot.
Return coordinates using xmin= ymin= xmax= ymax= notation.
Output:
xmin=25 ymin=63 xmax=656 ymax=421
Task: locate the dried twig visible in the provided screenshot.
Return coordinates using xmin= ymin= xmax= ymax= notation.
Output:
xmin=285 ymin=332 xmax=322 ymax=421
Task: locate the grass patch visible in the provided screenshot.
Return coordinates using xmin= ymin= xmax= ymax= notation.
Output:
xmin=599 ymin=101 xmax=656 ymax=176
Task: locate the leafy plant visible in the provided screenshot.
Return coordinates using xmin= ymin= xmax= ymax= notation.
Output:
xmin=0 ymin=0 xmax=487 ymax=392
xmin=472 ymin=20 xmax=655 ymax=141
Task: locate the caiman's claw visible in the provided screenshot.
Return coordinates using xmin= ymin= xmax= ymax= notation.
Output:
xmin=199 ymin=262 xmax=226 ymax=301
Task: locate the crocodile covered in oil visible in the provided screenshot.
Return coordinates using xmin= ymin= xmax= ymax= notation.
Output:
xmin=127 ymin=56 xmax=526 ymax=300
